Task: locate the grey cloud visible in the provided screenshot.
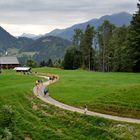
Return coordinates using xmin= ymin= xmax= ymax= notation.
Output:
xmin=0 ymin=0 xmax=138 ymax=25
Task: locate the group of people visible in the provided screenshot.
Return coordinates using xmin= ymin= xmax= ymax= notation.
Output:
xmin=49 ymin=75 xmax=57 ymax=81
xmin=35 ymin=79 xmax=49 ymax=97
xmin=35 ymin=75 xmax=58 ymax=97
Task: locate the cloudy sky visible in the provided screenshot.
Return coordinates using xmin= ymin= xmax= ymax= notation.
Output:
xmin=0 ymin=0 xmax=138 ymax=36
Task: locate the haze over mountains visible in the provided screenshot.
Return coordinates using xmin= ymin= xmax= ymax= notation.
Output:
xmin=0 ymin=12 xmax=132 ymax=63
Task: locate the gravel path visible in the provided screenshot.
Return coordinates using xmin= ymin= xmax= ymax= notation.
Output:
xmin=33 ymin=75 xmax=140 ymax=124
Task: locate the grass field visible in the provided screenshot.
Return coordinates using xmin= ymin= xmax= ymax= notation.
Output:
xmin=34 ymin=67 xmax=140 ymax=119
xmin=0 ymin=70 xmax=140 ymax=139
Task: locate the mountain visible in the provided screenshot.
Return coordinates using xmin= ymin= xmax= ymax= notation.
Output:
xmin=47 ymin=12 xmax=132 ymax=40
xmin=18 ymin=37 xmax=34 ymax=47
xmin=0 ymin=26 xmax=35 ymax=57
xmin=0 ymin=26 xmax=19 ymax=51
xmin=22 ymin=36 xmax=71 ymax=62
xmin=20 ymin=33 xmax=42 ymax=40
xmin=0 ymin=26 xmax=71 ymax=63
xmin=46 ymin=29 xmax=65 ymax=36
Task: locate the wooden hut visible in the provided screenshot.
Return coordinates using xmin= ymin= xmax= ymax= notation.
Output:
xmin=0 ymin=56 xmax=20 ymax=69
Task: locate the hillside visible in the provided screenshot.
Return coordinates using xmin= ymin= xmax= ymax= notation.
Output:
xmin=0 ymin=26 xmax=19 ymax=51
xmin=0 ymin=26 xmax=34 ymax=54
xmin=0 ymin=70 xmax=140 ymax=139
xmin=47 ymin=12 xmax=132 ymax=40
xmin=22 ymin=36 xmax=71 ymax=61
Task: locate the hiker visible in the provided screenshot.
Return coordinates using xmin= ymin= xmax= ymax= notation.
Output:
xmin=49 ymin=77 xmax=53 ymax=83
xmin=52 ymin=76 xmax=55 ymax=81
xmin=35 ymin=80 xmax=39 ymax=85
xmin=84 ymin=104 xmax=88 ymax=114
xmin=44 ymin=89 xmax=49 ymax=96
xmin=39 ymin=79 xmax=43 ymax=86
xmin=36 ymin=84 xmax=40 ymax=96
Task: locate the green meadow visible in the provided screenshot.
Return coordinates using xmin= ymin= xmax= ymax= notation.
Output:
xmin=35 ymin=67 xmax=140 ymax=118
xmin=0 ymin=69 xmax=140 ymax=139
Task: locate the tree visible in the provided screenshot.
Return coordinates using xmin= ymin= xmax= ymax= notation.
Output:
xmin=40 ymin=60 xmax=46 ymax=67
xmin=26 ymin=59 xmax=37 ymax=68
xmin=129 ymin=0 xmax=140 ymax=72
xmin=63 ymin=46 xmax=81 ymax=70
xmin=72 ymin=29 xmax=83 ymax=50
xmin=46 ymin=59 xmax=53 ymax=67
xmin=53 ymin=59 xmax=62 ymax=68
xmin=80 ymin=25 xmax=95 ymax=70
xmin=109 ymin=26 xmax=132 ymax=71
xmin=97 ymin=20 xmax=115 ymax=72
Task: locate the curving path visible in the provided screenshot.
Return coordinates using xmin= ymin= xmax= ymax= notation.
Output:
xmin=33 ymin=75 xmax=140 ymax=124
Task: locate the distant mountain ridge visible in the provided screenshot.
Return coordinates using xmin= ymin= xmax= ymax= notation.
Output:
xmin=47 ymin=12 xmax=132 ymax=40
xmin=20 ymin=33 xmax=42 ymax=40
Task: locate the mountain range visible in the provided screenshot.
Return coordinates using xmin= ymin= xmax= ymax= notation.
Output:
xmin=0 ymin=26 xmax=71 ymax=59
xmin=47 ymin=12 xmax=132 ymax=40
xmin=0 ymin=12 xmax=132 ymax=63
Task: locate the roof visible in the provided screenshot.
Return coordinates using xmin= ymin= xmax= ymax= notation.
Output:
xmin=0 ymin=57 xmax=19 ymax=64
xmin=13 ymin=67 xmax=31 ymax=71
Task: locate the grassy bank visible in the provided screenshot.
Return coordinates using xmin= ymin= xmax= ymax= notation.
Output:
xmin=0 ymin=70 xmax=140 ymax=139
xmin=34 ymin=67 xmax=140 ymax=118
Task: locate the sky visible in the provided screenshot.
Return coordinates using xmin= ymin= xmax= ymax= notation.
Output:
xmin=0 ymin=0 xmax=138 ymax=36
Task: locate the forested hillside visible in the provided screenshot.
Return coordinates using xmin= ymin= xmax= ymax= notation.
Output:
xmin=63 ymin=1 xmax=140 ymax=72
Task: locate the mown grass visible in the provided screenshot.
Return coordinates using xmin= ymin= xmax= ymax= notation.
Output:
xmin=0 ymin=70 xmax=140 ymax=139
xmin=34 ymin=67 xmax=140 ymax=118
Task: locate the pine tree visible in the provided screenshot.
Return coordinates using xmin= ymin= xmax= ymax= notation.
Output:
xmin=73 ymin=29 xmax=83 ymax=50
xmin=40 ymin=60 xmax=46 ymax=67
xmin=109 ymin=26 xmax=132 ymax=71
xmin=97 ymin=20 xmax=115 ymax=72
xmin=63 ymin=46 xmax=81 ymax=70
xmin=129 ymin=0 xmax=140 ymax=72
xmin=80 ymin=25 xmax=94 ymax=70
xmin=47 ymin=59 xmax=53 ymax=67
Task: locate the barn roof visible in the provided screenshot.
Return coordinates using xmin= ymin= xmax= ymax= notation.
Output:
xmin=0 ymin=57 xmax=19 ymax=64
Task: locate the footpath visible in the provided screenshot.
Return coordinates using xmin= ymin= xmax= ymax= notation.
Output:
xmin=33 ymin=75 xmax=140 ymax=124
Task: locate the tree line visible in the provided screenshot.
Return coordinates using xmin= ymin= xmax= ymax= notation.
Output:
xmin=63 ymin=0 xmax=140 ymax=72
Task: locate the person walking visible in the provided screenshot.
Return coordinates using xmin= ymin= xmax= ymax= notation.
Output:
xmin=84 ymin=104 xmax=88 ymax=114
xmin=44 ymin=89 xmax=49 ymax=96
xmin=36 ymin=84 xmax=40 ymax=96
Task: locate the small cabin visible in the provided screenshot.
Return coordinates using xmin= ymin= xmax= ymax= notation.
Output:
xmin=13 ymin=67 xmax=31 ymax=73
xmin=0 ymin=56 xmax=20 ymax=69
